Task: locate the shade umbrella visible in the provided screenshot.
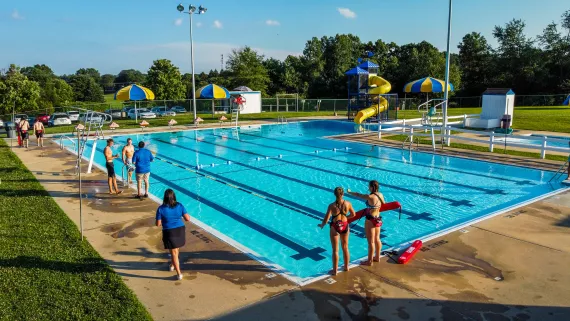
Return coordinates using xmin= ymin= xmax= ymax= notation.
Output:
xmin=114 ymin=84 xmax=155 ymax=123
xmin=196 ymin=84 xmax=230 ymax=117
xmin=563 ymin=95 xmax=570 ymax=106
xmin=233 ymin=86 xmax=252 ymax=92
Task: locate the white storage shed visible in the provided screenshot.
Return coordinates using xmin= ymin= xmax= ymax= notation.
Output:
xmin=229 ymin=91 xmax=261 ymax=114
xmin=465 ymin=88 xmax=515 ymax=129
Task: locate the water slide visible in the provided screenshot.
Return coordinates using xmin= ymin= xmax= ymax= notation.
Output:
xmin=354 ymin=76 xmax=392 ymax=124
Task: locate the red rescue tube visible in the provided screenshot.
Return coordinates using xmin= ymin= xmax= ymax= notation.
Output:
xmin=397 ymin=240 xmax=423 ymax=264
xmin=347 ymin=201 xmax=402 ymax=224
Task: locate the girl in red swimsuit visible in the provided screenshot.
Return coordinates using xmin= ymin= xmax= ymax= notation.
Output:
xmin=347 ymin=180 xmax=385 ymax=266
xmin=319 ymin=187 xmax=356 ymax=275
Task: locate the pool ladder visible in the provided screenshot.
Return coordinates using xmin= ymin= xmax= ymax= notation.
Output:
xmin=402 ymin=135 xmax=421 ymax=150
xmin=277 ymin=116 xmax=288 ymax=124
xmin=549 ymin=160 xmax=569 ymax=182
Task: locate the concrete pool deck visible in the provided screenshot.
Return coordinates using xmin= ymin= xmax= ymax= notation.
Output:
xmin=6 ymin=125 xmax=570 ymax=320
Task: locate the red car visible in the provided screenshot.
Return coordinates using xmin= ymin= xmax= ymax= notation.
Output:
xmin=36 ymin=113 xmax=50 ymax=124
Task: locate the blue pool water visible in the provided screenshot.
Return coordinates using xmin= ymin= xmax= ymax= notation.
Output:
xmin=70 ymin=121 xmax=566 ymax=282
xmin=496 ymin=134 xmax=570 ymax=149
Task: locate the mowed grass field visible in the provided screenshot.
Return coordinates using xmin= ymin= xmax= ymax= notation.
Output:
xmin=0 ymin=139 xmax=152 ymax=320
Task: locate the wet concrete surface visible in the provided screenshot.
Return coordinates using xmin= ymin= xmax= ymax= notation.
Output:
xmin=7 ymin=134 xmax=570 ymax=321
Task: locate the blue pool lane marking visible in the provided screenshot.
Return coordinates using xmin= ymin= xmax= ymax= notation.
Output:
xmin=89 ymin=144 xmax=328 ymax=261
xmin=152 ymin=138 xmax=434 ymax=226
xmin=150 ymin=174 xmax=328 ymax=261
xmin=209 ymin=132 xmax=506 ymax=196
xmin=235 ymin=131 xmax=536 ymax=186
xmin=187 ymin=136 xmax=475 ymax=208
xmin=152 ymin=150 xmax=369 ymax=239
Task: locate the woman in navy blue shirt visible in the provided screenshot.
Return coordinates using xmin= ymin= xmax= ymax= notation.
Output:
xmin=156 ymin=189 xmax=190 ymax=280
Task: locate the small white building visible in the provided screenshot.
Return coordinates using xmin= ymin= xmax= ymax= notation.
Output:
xmin=229 ymin=91 xmax=261 ymax=114
xmin=465 ymin=88 xmax=515 ymax=129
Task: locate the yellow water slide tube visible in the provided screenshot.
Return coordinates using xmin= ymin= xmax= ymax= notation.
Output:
xmin=354 ymin=76 xmax=392 ymax=124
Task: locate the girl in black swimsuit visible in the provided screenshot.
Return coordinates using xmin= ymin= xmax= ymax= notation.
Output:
xmin=319 ymin=187 xmax=356 ymax=275
xmin=347 ymin=180 xmax=385 ymax=266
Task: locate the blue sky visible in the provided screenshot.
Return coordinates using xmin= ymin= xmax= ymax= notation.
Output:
xmin=1 ymin=0 xmax=569 ymax=75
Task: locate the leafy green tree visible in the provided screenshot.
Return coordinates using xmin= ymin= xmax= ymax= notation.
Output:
xmin=263 ymin=58 xmax=285 ymax=96
xmin=115 ymin=69 xmax=146 ymax=85
xmin=0 ymin=64 xmax=41 ymax=114
xmin=458 ymin=32 xmax=493 ymax=95
xmin=283 ymin=55 xmax=307 ymax=95
xmin=100 ymin=74 xmax=116 ymax=89
xmin=76 ymin=68 xmax=102 ymax=85
xmin=40 ymin=79 xmax=74 ymax=107
xmin=69 ymin=75 xmax=105 ymax=102
xmin=226 ymin=47 xmax=270 ymax=95
xmin=146 ymin=59 xmax=186 ymax=100
xmin=21 ymin=64 xmax=55 ymax=85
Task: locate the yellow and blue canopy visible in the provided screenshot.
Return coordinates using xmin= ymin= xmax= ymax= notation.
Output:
xmin=196 ymin=84 xmax=230 ymax=99
xmin=404 ymin=77 xmax=454 ymax=93
xmin=563 ymin=95 xmax=570 ymax=106
xmin=114 ymin=84 xmax=155 ymax=101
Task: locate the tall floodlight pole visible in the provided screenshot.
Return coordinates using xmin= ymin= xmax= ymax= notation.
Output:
xmin=442 ymin=0 xmax=453 ymax=141
xmin=178 ymin=4 xmax=207 ymax=122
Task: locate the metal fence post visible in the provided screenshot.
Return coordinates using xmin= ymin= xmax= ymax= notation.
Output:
xmin=489 ymin=132 xmax=494 ymax=152
xmin=463 ymin=114 xmax=467 ymax=127
xmin=410 ymin=127 xmax=414 ymax=142
xmin=378 ymin=123 xmax=382 ymax=139
xmin=446 ymin=127 xmax=451 ymax=146
xmin=541 ymin=136 xmax=547 ymax=159
xmin=402 ymin=119 xmax=406 ymax=133
xmin=431 ymin=127 xmax=436 ymax=150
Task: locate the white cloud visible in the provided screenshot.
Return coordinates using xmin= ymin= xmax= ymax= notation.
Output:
xmin=11 ymin=9 xmax=24 ymax=20
xmin=174 ymin=18 xmax=183 ymax=26
xmin=266 ymin=20 xmax=280 ymax=26
xmin=337 ymin=8 xmax=356 ymax=19
xmin=196 ymin=22 xmax=203 ymax=28
xmin=213 ymin=20 xmax=223 ymax=29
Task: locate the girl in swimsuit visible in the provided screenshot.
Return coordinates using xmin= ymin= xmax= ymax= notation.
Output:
xmin=347 ymin=180 xmax=385 ymax=266
xmin=318 ymin=187 xmax=356 ymax=275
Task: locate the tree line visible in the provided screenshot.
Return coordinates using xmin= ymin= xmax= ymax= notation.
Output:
xmin=1 ymin=10 xmax=569 ymax=115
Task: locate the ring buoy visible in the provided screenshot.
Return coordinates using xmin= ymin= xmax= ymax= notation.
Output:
xmin=397 ymin=240 xmax=422 ymax=264
xmin=346 ymin=201 xmax=402 ymax=224
xmin=233 ymin=95 xmax=246 ymax=111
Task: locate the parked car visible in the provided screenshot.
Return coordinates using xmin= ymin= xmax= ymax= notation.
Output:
xmin=151 ymin=106 xmax=176 ymax=117
xmin=122 ymin=106 xmax=135 ymax=113
xmin=66 ymin=110 xmax=80 ymax=122
xmin=48 ymin=113 xmax=72 ymax=126
xmin=105 ymin=109 xmax=122 ymax=118
xmin=0 ymin=119 xmax=4 ymax=128
xmin=127 ymin=108 xmax=156 ymax=120
xmin=13 ymin=114 xmax=27 ymax=123
xmin=78 ymin=113 xmax=104 ymax=123
xmin=169 ymin=106 xmax=187 ymax=113
xmin=36 ymin=113 xmax=50 ymax=124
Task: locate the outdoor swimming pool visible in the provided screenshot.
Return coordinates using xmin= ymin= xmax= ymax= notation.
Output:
xmin=495 ymin=134 xmax=570 ymax=149
xmin=67 ymin=120 xmax=567 ymax=283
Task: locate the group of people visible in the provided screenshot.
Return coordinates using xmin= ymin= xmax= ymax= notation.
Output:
xmin=103 ymin=138 xmax=153 ymax=198
xmin=319 ymin=180 xmax=385 ymax=275
xmin=16 ymin=116 xmax=45 ymax=148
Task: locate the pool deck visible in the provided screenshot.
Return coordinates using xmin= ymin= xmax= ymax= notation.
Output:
xmin=6 ymin=124 xmax=570 ymax=321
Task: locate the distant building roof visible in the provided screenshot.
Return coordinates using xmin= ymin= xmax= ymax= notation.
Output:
xmin=357 ymin=61 xmax=379 ymax=69
xmin=345 ymin=67 xmax=369 ymax=75
xmin=483 ymin=88 xmax=515 ymax=95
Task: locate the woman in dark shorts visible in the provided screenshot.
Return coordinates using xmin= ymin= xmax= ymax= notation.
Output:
xmin=347 ymin=180 xmax=385 ymax=266
xmin=318 ymin=187 xmax=356 ymax=275
xmin=156 ymin=189 xmax=190 ymax=280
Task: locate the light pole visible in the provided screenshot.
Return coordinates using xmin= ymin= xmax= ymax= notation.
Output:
xmin=177 ymin=4 xmax=207 ymax=122
xmin=442 ymin=0 xmax=453 ymax=141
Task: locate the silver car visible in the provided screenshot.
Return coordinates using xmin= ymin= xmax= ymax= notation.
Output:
xmin=151 ymin=106 xmax=176 ymax=117
xmin=78 ymin=113 xmax=104 ymax=123
xmin=127 ymin=108 xmax=156 ymax=120
xmin=48 ymin=113 xmax=72 ymax=126
xmin=105 ymin=109 xmax=122 ymax=118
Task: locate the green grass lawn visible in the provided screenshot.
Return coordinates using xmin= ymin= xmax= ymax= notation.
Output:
xmin=104 ymin=93 xmax=123 ymax=108
xmin=34 ymin=111 xmax=336 ymax=136
xmin=0 ymin=139 xmax=152 ymax=320
xmin=398 ymin=106 xmax=570 ymax=133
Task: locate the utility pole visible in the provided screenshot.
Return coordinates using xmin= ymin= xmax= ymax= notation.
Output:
xmin=221 ymin=54 xmax=224 ymax=71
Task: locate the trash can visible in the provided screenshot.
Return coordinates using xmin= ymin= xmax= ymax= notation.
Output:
xmin=5 ymin=122 xmax=16 ymax=138
xmin=501 ymin=114 xmax=512 ymax=129
xmin=121 ymin=112 xmax=127 ymax=119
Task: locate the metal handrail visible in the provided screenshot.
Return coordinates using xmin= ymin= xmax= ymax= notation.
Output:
xmin=59 ymin=135 xmax=77 ymax=150
xmin=417 ymin=99 xmax=445 ymax=113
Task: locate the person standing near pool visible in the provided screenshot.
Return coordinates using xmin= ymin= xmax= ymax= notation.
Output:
xmin=132 ymin=141 xmax=154 ymax=199
xmin=122 ymin=138 xmax=135 ymax=186
xmin=156 ymin=189 xmax=190 ymax=280
xmin=319 ymin=187 xmax=356 ymax=275
xmin=104 ymin=139 xmax=122 ymax=195
xmin=33 ymin=120 xmax=45 ymax=147
xmin=18 ymin=116 xmax=30 ymax=148
xmin=347 ymin=180 xmax=385 ymax=266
